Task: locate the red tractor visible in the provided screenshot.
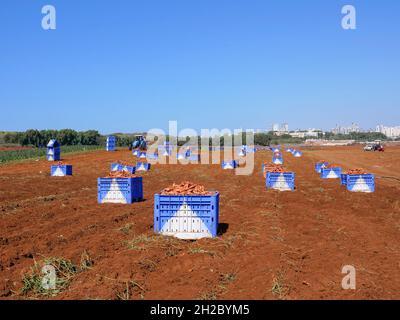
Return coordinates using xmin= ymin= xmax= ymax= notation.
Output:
xmin=374 ymin=144 xmax=385 ymax=152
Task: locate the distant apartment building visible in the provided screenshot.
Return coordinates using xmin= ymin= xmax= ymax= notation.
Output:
xmin=376 ymin=125 xmax=400 ymax=138
xmin=331 ymin=123 xmax=360 ymax=134
xmin=272 ymin=123 xmax=289 ymax=135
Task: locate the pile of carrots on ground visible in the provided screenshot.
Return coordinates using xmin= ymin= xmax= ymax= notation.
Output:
xmin=161 ymin=181 xmax=214 ymax=196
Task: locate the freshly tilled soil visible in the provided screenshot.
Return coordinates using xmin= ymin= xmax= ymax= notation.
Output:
xmin=0 ymin=146 xmax=399 ymax=300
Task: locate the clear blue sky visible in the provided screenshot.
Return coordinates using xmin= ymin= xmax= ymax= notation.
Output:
xmin=0 ymin=0 xmax=399 ymax=134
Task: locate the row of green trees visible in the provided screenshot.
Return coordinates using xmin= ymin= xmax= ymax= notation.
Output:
xmin=2 ymin=130 xmax=146 ymax=148
xmin=323 ymin=131 xmax=387 ymax=141
xmin=3 ymin=129 xmax=101 ymax=147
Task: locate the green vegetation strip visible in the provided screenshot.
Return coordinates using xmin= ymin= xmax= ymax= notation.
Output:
xmin=0 ymin=145 xmax=103 ymax=164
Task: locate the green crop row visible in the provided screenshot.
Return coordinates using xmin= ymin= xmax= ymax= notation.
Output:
xmin=0 ymin=145 xmax=104 ymax=164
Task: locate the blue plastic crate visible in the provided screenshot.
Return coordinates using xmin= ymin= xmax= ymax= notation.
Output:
xmin=106 ymin=136 xmax=116 ymax=143
xmin=106 ymin=136 xmax=116 ymax=151
xmin=136 ymin=162 xmax=151 ymax=171
xmin=110 ymin=163 xmax=136 ymax=174
xmin=271 ymin=147 xmax=280 ymax=153
xmin=346 ymin=174 xmax=375 ymax=193
xmin=98 ymin=177 xmax=143 ymax=204
xmin=293 ymin=151 xmax=303 ymax=157
xmin=222 ymin=160 xmax=237 ymax=169
xmin=315 ymin=162 xmax=329 ymax=173
xmin=272 ymin=157 xmax=283 ymax=165
xmin=132 ymin=149 xmax=139 ymax=156
xmin=266 ymin=172 xmax=295 ymax=191
xmin=51 ymin=164 xmax=72 ymax=176
xmin=154 ymin=192 xmax=219 ymax=239
xmin=47 ymin=140 xmax=61 ymax=161
xmin=321 ymin=167 xmax=342 ymax=179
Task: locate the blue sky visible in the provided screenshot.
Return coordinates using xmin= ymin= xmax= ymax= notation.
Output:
xmin=0 ymin=0 xmax=399 ymax=134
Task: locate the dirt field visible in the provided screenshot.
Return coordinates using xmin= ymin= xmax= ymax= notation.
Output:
xmin=1 ymin=146 xmax=399 ymax=300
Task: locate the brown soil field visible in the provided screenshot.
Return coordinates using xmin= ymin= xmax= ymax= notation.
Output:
xmin=0 ymin=146 xmax=399 ymax=300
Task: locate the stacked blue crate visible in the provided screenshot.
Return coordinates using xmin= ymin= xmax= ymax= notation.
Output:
xmin=98 ymin=177 xmax=143 ymax=204
xmin=266 ymin=172 xmax=295 ymax=191
xmin=347 ymin=174 xmax=375 ymax=193
xmin=51 ymin=164 xmax=72 ymax=176
xmin=315 ymin=162 xmax=329 ymax=173
xmin=110 ymin=163 xmax=136 ymax=174
xmin=136 ymin=162 xmax=151 ymax=171
xmin=321 ymin=167 xmax=342 ymax=179
xmin=293 ymin=150 xmax=303 ymax=157
xmin=221 ymin=160 xmax=238 ymax=169
xmin=106 ymin=136 xmax=116 ymax=151
xmin=132 ymin=149 xmax=139 ymax=156
xmin=154 ymin=192 xmax=219 ymax=239
xmin=47 ymin=139 xmax=61 ymax=161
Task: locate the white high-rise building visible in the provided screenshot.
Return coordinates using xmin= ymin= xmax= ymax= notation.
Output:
xmin=332 ymin=123 xmax=360 ymax=134
xmin=376 ymin=125 xmax=400 ymax=138
xmin=271 ymin=123 xmax=289 ymax=133
xmin=272 ymin=124 xmax=280 ymax=132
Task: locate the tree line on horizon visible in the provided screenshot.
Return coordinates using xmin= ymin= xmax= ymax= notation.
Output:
xmin=0 ymin=129 xmax=391 ymax=148
xmin=1 ymin=129 xmax=139 ymax=148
